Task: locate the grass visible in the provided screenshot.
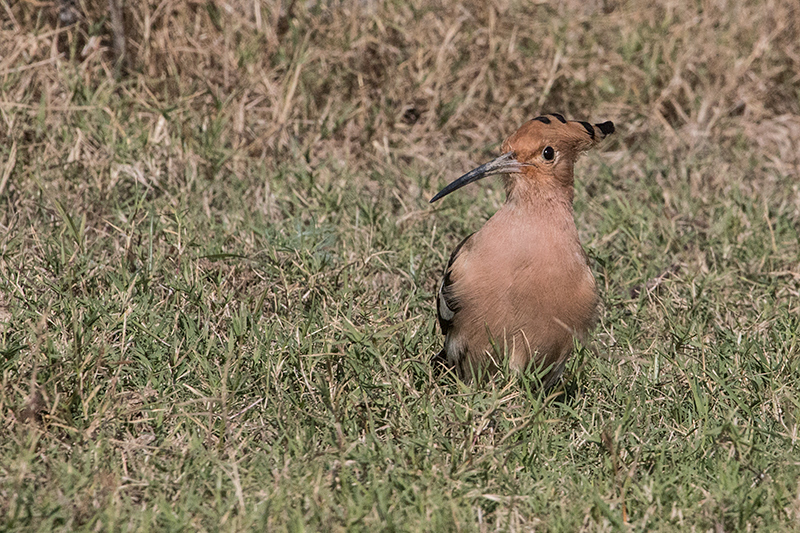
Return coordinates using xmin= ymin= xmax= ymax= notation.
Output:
xmin=2 ymin=0 xmax=800 ymax=530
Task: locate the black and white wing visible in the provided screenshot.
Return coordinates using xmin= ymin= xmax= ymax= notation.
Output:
xmin=433 ymin=233 xmax=473 ymax=365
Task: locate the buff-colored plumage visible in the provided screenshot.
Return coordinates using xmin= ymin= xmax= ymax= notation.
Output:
xmin=431 ymin=114 xmax=615 ymax=386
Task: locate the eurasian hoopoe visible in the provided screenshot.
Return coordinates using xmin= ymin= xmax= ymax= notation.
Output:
xmin=431 ymin=114 xmax=615 ymax=386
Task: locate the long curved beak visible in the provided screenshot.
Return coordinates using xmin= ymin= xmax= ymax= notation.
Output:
xmin=430 ymin=152 xmax=523 ymax=203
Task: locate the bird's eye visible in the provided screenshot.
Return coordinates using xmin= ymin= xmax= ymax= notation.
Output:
xmin=542 ymin=146 xmax=555 ymax=161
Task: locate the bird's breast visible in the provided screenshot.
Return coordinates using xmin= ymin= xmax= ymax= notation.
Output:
xmin=449 ymin=206 xmax=597 ymax=364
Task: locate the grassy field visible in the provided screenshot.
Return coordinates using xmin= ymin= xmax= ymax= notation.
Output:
xmin=2 ymin=0 xmax=800 ymax=530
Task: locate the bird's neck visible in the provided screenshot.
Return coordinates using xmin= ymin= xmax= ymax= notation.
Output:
xmin=503 ymin=165 xmax=576 ymax=206
xmin=504 ymin=179 xmax=574 ymax=213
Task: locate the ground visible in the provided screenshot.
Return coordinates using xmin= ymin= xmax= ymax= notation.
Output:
xmin=1 ymin=0 xmax=800 ymax=531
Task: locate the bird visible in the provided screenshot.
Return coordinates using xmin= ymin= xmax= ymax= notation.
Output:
xmin=430 ymin=113 xmax=614 ymax=387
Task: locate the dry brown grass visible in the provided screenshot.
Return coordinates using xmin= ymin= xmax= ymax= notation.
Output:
xmin=4 ymin=1 xmax=799 ymax=182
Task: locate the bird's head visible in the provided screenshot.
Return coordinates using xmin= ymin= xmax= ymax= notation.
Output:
xmin=430 ymin=114 xmax=614 ymax=203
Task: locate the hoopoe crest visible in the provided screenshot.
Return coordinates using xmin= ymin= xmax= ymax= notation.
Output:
xmin=431 ymin=114 xmax=614 ymax=386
